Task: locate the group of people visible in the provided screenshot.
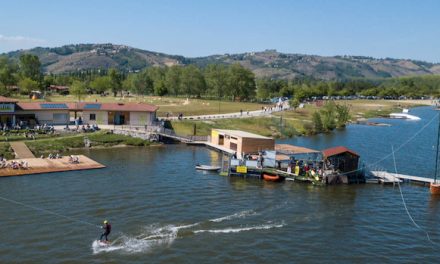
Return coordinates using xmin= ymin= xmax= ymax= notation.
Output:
xmin=65 ymin=123 xmax=100 ymax=133
xmin=232 ymin=151 xmax=265 ymax=168
xmin=285 ymin=160 xmax=323 ymax=180
xmin=68 ymin=155 xmax=80 ymax=164
xmin=0 ymin=159 xmax=29 ymax=170
xmin=46 ymin=153 xmax=63 ymax=159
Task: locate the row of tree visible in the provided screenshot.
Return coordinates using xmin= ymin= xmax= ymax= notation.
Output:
xmin=1 ymin=54 xmax=440 ymax=100
xmin=257 ymin=76 xmax=440 ymax=101
xmin=0 ymin=55 xmax=257 ymax=100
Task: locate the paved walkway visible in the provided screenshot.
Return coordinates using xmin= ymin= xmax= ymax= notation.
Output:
xmin=164 ymin=101 xmax=291 ymax=121
xmin=9 ymin=142 xmax=36 ymax=159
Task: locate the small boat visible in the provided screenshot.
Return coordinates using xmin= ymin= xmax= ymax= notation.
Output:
xmin=389 ymin=109 xmax=421 ymax=120
xmin=263 ymin=173 xmax=283 ymax=182
xmin=195 ymin=164 xmax=221 ymax=171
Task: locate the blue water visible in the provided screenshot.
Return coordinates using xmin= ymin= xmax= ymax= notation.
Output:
xmin=0 ymin=106 xmax=439 ymax=263
xmin=279 ymin=106 xmax=439 ymax=178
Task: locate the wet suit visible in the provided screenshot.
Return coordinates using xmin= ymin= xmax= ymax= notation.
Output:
xmin=100 ymin=223 xmax=111 ymax=241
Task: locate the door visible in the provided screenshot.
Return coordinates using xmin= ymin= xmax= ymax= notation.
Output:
xmin=53 ymin=113 xmax=69 ymax=125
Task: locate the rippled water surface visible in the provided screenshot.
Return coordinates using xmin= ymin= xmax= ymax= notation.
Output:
xmin=0 ymin=106 xmax=439 ymax=263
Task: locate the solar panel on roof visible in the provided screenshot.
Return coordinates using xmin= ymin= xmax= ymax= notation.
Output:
xmin=40 ymin=103 xmax=68 ymax=109
xmin=84 ymin=103 xmax=101 ymax=109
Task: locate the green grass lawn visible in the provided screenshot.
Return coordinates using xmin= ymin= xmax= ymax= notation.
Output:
xmin=25 ymin=131 xmax=151 ymax=156
xmin=0 ymin=143 xmax=15 ymax=159
xmin=170 ymin=116 xmax=299 ymax=138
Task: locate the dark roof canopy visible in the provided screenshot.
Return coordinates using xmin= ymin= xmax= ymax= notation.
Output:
xmin=16 ymin=102 xmax=158 ymax=112
xmin=322 ymin=146 xmax=359 ymax=158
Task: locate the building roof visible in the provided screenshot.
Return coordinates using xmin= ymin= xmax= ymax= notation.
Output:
xmin=213 ymin=129 xmax=272 ymax=139
xmin=322 ymin=146 xmax=359 ymax=158
xmin=0 ymin=96 xmax=18 ymax=103
xmin=275 ymin=144 xmax=319 ymax=154
xmin=16 ymin=102 xmax=158 ymax=112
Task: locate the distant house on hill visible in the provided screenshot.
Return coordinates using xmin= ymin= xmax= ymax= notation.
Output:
xmin=48 ymin=85 xmax=69 ymax=95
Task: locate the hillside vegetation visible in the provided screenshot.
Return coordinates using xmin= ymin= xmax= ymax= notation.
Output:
xmin=3 ymin=44 xmax=440 ymax=80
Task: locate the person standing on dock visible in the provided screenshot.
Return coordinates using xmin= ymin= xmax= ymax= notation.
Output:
xmin=100 ymin=220 xmax=111 ymax=242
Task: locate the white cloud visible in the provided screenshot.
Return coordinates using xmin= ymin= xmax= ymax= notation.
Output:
xmin=0 ymin=34 xmax=47 ymax=53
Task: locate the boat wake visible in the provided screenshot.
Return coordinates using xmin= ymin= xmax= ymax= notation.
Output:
xmin=92 ymin=223 xmax=189 ymax=254
xmin=209 ymin=209 xmax=258 ymax=223
xmin=194 ymin=222 xmax=285 ymax=234
xmin=91 ymin=209 xmax=285 ymax=254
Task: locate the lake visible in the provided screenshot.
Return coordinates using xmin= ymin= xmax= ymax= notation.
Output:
xmin=0 ymin=106 xmax=439 ymax=263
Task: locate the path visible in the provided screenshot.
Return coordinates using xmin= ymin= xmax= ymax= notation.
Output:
xmin=164 ymin=102 xmax=290 ymax=121
xmin=9 ymin=142 xmax=35 ymax=159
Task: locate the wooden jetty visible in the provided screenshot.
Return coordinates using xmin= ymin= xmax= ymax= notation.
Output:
xmin=370 ymin=171 xmax=433 ymax=185
xmin=0 ymin=155 xmax=105 ymax=177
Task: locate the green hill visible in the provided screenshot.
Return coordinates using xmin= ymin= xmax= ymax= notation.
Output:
xmin=4 ymin=44 xmax=440 ymax=80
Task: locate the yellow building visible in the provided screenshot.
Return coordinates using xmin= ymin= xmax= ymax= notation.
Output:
xmin=210 ymin=129 xmax=275 ymax=155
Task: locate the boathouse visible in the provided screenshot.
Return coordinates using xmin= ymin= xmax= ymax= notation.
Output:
xmin=210 ymin=129 xmax=275 ymax=156
xmin=0 ymin=96 xmax=158 ymax=127
xmin=322 ymin=146 xmax=359 ymax=173
xmin=322 ymin=146 xmax=364 ymax=184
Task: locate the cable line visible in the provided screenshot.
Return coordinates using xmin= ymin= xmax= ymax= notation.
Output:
xmin=0 ymin=195 xmax=101 ymax=229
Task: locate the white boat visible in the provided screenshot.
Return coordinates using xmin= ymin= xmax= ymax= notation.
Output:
xmin=389 ymin=109 xmax=421 ymax=120
xmin=195 ymin=164 xmax=221 ymax=171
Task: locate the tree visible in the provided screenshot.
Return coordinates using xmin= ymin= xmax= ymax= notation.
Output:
xmin=0 ymin=57 xmax=17 ymax=95
xmin=165 ymin=66 xmax=182 ymax=97
xmin=312 ymin=112 xmax=323 ymax=133
xmin=154 ymin=79 xmax=167 ymax=96
xmin=227 ymin=63 xmax=255 ymax=101
xmin=19 ymin=54 xmax=42 ymax=83
xmin=90 ymin=76 xmax=112 ymax=94
xmin=290 ymin=98 xmax=300 ymax=110
xmin=293 ymin=85 xmax=308 ymax=102
xmin=320 ymin=101 xmax=337 ymax=132
xmin=180 ymin=65 xmax=206 ymax=97
xmin=146 ymin=67 xmax=167 ymax=96
xmin=70 ymin=80 xmax=87 ymax=101
xmin=108 ymin=68 xmax=122 ymax=96
xmin=18 ymin=77 xmax=39 ymax=95
xmin=335 ymin=104 xmax=351 ymax=128
xmin=205 ymin=64 xmax=228 ymax=99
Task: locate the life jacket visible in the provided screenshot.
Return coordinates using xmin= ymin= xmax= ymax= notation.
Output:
xmin=105 ymin=223 xmax=112 ymax=233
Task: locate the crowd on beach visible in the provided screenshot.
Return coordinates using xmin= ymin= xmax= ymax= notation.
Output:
xmin=0 ymin=156 xmax=29 ymax=170
xmin=41 ymin=153 xmax=80 ymax=164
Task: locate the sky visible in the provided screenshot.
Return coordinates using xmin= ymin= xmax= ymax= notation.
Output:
xmin=0 ymin=0 xmax=439 ymax=62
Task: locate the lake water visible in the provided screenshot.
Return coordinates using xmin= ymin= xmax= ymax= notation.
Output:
xmin=0 ymin=106 xmax=439 ymax=263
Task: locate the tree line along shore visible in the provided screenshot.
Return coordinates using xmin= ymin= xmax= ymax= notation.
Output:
xmin=1 ymin=54 xmax=439 ymax=102
xmin=0 ymin=53 xmax=437 ymax=159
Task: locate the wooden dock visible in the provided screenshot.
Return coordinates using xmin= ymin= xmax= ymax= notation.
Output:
xmin=370 ymin=171 xmax=433 ymax=185
xmin=0 ymin=155 xmax=105 ymax=177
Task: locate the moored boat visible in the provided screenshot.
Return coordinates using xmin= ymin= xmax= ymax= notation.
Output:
xmin=195 ymin=164 xmax=221 ymax=171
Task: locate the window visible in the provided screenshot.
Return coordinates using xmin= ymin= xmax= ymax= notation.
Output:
xmin=90 ymin=113 xmax=96 ymax=121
